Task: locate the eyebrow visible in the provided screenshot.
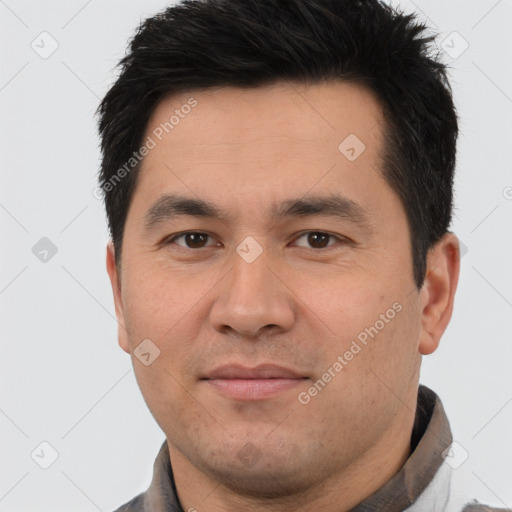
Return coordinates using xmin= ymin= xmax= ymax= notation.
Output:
xmin=143 ymin=193 xmax=373 ymax=232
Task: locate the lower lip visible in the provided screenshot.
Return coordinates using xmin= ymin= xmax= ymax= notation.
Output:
xmin=206 ymin=378 xmax=305 ymax=400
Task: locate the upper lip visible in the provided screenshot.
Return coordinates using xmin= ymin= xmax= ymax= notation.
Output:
xmin=202 ymin=364 xmax=306 ymax=380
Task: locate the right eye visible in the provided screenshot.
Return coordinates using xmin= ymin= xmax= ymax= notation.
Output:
xmin=165 ymin=231 xmax=221 ymax=250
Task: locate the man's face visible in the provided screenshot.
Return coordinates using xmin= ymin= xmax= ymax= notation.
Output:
xmin=108 ymin=81 xmax=427 ymax=495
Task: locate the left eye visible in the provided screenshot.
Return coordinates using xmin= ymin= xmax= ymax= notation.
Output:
xmin=293 ymin=231 xmax=340 ymax=249
xmin=167 ymin=231 xmax=342 ymax=250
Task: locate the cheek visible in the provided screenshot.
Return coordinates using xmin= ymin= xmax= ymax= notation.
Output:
xmin=299 ymin=268 xmax=420 ymax=384
xmin=130 ymin=353 xmax=217 ymax=449
xmin=337 ymin=295 xmax=421 ymax=396
xmin=121 ymin=262 xmax=210 ymax=342
xmin=291 ymin=273 xmax=390 ymax=345
xmin=120 ymin=264 xmax=216 ymax=395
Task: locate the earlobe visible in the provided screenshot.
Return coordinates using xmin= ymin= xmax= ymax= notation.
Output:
xmin=106 ymin=242 xmax=130 ymax=354
xmin=418 ymin=233 xmax=461 ymax=355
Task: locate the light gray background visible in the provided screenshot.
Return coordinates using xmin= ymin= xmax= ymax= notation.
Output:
xmin=0 ymin=0 xmax=511 ymax=510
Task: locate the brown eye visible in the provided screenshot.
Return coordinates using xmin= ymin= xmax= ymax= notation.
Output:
xmin=294 ymin=231 xmax=339 ymax=249
xmin=169 ymin=232 xmax=216 ymax=249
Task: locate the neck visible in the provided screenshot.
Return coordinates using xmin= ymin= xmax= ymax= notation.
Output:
xmin=170 ymin=391 xmax=418 ymax=512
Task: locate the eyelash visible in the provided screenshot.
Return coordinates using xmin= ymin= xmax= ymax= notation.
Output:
xmin=164 ymin=231 xmax=349 ymax=252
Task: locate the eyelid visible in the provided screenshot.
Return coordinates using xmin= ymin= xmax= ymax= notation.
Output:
xmin=166 ymin=231 xmax=219 ymax=248
xmin=292 ymin=231 xmax=348 ymax=249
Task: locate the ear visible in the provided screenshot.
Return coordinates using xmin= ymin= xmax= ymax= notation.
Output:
xmin=106 ymin=241 xmax=130 ymax=354
xmin=418 ymin=232 xmax=460 ymax=355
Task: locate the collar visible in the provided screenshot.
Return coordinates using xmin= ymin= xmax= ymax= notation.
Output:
xmin=132 ymin=384 xmax=452 ymax=512
xmin=350 ymin=384 xmax=452 ymax=511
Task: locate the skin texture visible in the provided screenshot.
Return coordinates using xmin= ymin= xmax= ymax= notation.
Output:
xmin=106 ymin=81 xmax=460 ymax=512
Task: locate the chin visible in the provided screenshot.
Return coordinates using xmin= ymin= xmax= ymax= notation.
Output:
xmin=191 ymin=439 xmax=326 ymax=500
xmin=206 ymin=460 xmax=313 ymax=499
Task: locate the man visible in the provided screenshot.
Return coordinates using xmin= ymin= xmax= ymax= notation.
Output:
xmin=96 ymin=0 xmax=508 ymax=510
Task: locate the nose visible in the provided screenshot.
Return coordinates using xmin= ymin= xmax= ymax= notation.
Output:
xmin=209 ymin=246 xmax=295 ymax=338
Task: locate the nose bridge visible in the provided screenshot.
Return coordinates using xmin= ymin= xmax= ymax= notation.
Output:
xmin=209 ymin=240 xmax=295 ymax=335
xmin=231 ymin=246 xmax=272 ymax=306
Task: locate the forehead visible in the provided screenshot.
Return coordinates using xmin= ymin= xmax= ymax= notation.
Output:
xmin=145 ymin=81 xmax=381 ymax=157
xmin=136 ymin=81 xmax=385 ymax=195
